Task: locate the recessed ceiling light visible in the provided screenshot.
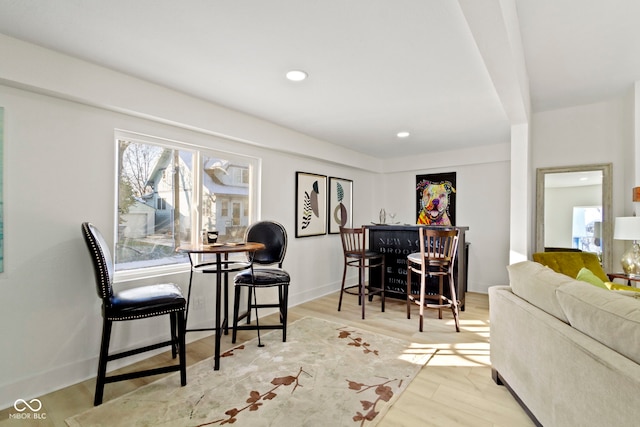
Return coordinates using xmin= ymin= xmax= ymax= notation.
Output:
xmin=397 ymin=131 xmax=410 ymax=138
xmin=286 ymin=70 xmax=308 ymax=82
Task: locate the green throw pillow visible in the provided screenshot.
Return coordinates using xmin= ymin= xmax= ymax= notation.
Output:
xmin=575 ymin=267 xmax=608 ymax=289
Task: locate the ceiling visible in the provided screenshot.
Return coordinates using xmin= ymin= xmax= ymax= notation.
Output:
xmin=0 ymin=0 xmax=639 ymax=159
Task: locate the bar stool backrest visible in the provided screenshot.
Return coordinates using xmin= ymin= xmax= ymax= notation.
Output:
xmin=81 ymin=222 xmax=114 ymax=302
xmin=419 ymin=227 xmax=459 ymax=268
xmin=245 ymin=221 xmax=287 ymax=267
xmin=339 ymin=226 xmax=367 ymax=258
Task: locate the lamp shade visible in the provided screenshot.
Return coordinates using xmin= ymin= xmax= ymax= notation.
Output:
xmin=614 ymin=217 xmax=640 ymax=240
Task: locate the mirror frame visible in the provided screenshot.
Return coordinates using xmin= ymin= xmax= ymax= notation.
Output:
xmin=535 ymin=163 xmax=613 ymax=272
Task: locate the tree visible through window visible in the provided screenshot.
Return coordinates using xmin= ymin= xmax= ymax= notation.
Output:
xmin=116 ymin=135 xmax=255 ymax=271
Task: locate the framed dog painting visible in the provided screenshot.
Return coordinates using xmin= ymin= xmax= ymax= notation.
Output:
xmin=415 ymin=172 xmax=456 ymax=226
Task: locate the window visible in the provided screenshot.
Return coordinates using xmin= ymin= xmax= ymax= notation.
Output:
xmin=157 ymin=198 xmax=167 ymax=210
xmin=115 ymin=132 xmax=257 ymax=272
xmin=572 ymin=206 xmax=602 ymax=255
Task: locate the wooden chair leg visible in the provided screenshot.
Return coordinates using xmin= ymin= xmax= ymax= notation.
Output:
xmin=170 ymin=312 xmax=178 ymax=358
xmin=448 ymin=272 xmax=460 ymax=332
xmin=358 ymin=264 xmax=363 ymax=307
xmin=338 ymin=263 xmax=348 ymax=311
xmin=438 ymin=275 xmax=444 ymax=319
xmin=419 ymin=272 xmax=426 ymax=332
xmin=281 ymin=285 xmax=289 ymax=342
xmin=407 ymin=267 xmax=412 ymax=319
xmin=177 ymin=312 xmax=187 ymax=386
xmin=380 ymin=260 xmax=385 ymax=312
xmin=245 ymin=287 xmax=253 ymax=324
xmin=94 ymin=319 xmax=112 ymax=406
xmin=232 ymin=286 xmax=242 ymax=344
xmin=360 ymin=264 xmax=366 ymax=319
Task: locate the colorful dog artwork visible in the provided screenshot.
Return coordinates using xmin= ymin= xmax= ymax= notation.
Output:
xmin=416 ymin=178 xmax=456 ymax=225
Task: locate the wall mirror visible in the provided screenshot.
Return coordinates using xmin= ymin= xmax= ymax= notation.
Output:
xmin=536 ymin=163 xmax=612 ymax=272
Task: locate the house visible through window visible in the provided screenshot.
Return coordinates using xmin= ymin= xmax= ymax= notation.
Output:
xmin=116 ymin=132 xmax=257 ymax=272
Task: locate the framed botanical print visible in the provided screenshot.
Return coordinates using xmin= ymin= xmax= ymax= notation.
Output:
xmin=295 ymin=172 xmax=327 ymax=237
xmin=328 ymin=177 xmax=353 ymax=234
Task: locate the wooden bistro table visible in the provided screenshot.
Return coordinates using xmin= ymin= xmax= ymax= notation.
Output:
xmin=176 ymin=241 xmax=265 ymax=370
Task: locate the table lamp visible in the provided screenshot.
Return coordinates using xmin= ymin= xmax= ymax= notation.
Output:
xmin=614 ymin=216 xmax=640 ymax=275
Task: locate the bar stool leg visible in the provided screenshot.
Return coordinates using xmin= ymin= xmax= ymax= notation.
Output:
xmin=407 ymin=266 xmax=412 ymax=319
xmin=360 ymin=263 xmax=366 ymax=319
xmin=419 ymin=269 xmax=426 ymax=332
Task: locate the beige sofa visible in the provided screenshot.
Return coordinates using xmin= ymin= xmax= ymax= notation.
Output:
xmin=489 ymin=261 xmax=640 ymax=427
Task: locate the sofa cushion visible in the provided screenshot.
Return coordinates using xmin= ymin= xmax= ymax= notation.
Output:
xmin=556 ymin=281 xmax=640 ymax=365
xmin=507 ymin=261 xmax=572 ymax=323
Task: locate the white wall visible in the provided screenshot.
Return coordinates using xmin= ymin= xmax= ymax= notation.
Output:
xmin=531 ymin=93 xmax=635 ymax=265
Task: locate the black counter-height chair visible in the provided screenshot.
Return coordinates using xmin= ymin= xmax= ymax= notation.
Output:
xmin=81 ymin=222 xmax=187 ymax=406
xmin=337 ymin=226 xmax=385 ymax=319
xmin=406 ymin=227 xmax=460 ymax=332
xmin=232 ymin=221 xmax=290 ymax=345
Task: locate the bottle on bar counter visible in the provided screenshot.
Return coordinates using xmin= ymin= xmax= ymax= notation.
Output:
xmin=379 ymin=209 xmax=386 ymax=224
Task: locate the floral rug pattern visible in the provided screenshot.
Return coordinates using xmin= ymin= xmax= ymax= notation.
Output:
xmin=66 ymin=317 xmax=433 ymax=427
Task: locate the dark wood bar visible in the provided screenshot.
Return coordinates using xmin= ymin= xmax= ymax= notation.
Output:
xmin=366 ymin=225 xmax=469 ymax=310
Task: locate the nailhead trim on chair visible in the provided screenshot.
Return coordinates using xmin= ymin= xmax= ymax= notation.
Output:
xmin=106 ymin=307 xmax=185 ymax=321
xmin=82 ymin=223 xmax=111 ymax=300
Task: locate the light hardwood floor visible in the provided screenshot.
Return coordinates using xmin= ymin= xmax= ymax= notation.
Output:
xmin=0 ymin=292 xmax=535 ymax=426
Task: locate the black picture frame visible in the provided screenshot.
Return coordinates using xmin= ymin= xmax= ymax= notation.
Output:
xmin=328 ymin=177 xmax=353 ymax=234
xmin=415 ymin=172 xmax=457 ymax=225
xmin=295 ymin=172 xmax=327 ymax=237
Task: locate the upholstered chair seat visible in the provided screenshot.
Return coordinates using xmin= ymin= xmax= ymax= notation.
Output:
xmin=106 ymin=284 xmax=186 ymax=320
xmin=234 ymin=268 xmax=290 ymax=286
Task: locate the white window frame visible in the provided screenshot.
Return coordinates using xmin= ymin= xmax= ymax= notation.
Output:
xmin=113 ymin=130 xmax=260 ymax=283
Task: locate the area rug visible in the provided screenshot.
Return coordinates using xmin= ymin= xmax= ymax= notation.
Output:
xmin=66 ymin=317 xmax=434 ymax=427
